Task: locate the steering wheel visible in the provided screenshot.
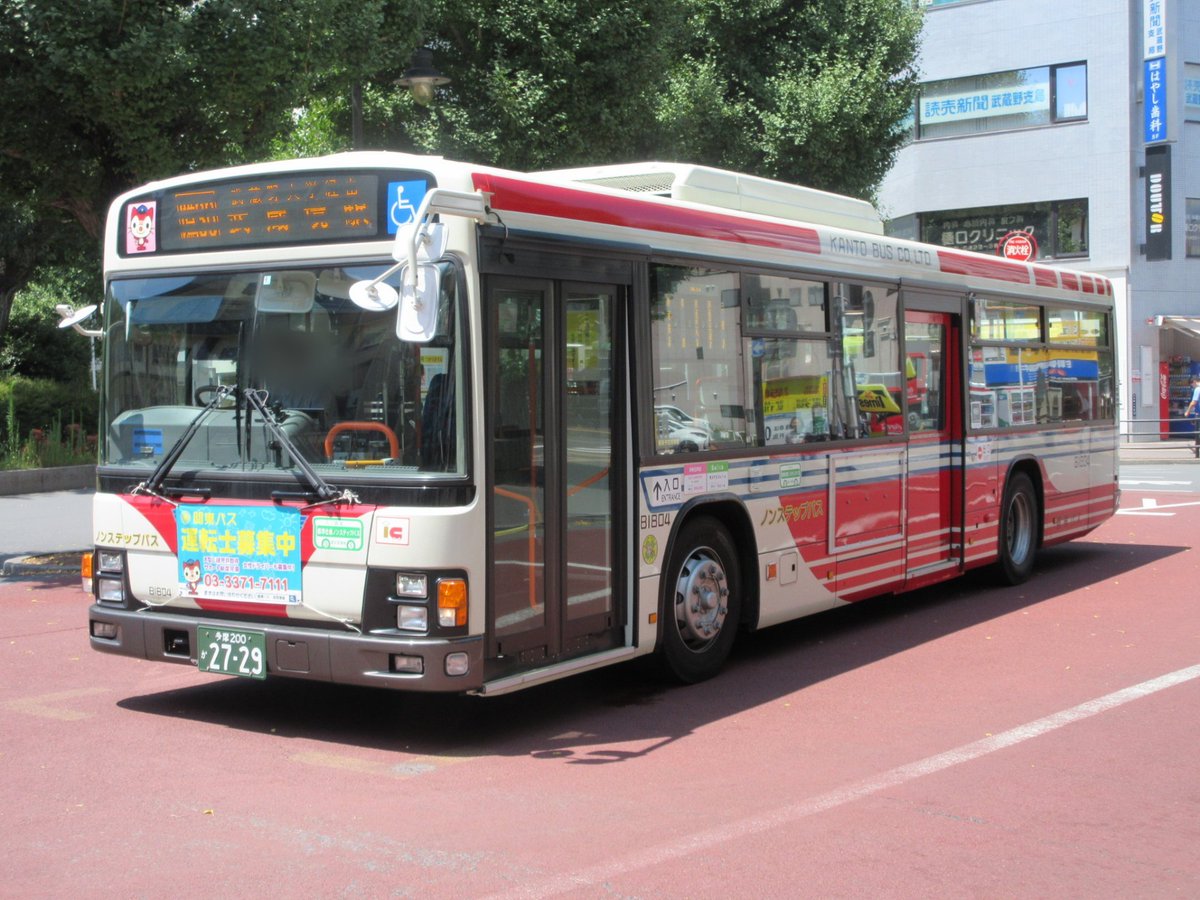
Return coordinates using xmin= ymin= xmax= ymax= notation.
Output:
xmin=195 ymin=384 xmax=224 ymax=405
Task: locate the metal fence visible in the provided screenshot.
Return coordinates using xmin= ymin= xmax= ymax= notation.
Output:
xmin=1118 ymin=417 xmax=1199 ymax=457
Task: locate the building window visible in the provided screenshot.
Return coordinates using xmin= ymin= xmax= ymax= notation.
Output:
xmin=1185 ymin=63 xmax=1200 ymax=122
xmin=1187 ymin=199 xmax=1200 ymax=258
xmin=912 ymin=199 xmax=1089 ymax=260
xmin=917 ymin=63 xmax=1087 ymax=140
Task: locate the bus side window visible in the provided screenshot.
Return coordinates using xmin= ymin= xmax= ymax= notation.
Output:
xmin=837 ymin=284 xmax=900 ymax=439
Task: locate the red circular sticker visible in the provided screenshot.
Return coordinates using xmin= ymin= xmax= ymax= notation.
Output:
xmin=998 ymin=230 xmax=1038 ymax=261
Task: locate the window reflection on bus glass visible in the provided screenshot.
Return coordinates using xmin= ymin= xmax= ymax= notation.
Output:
xmin=102 ymin=263 xmax=462 ymax=477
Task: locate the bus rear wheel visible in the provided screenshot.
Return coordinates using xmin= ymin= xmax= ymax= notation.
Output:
xmin=998 ymin=470 xmax=1038 ymax=585
xmin=660 ymin=516 xmax=741 ymax=684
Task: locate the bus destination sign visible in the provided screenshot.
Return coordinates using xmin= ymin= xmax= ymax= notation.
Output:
xmin=119 ymin=170 xmax=433 ymax=256
xmin=159 ymin=173 xmax=381 ymax=251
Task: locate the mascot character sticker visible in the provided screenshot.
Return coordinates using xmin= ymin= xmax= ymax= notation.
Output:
xmin=126 ymin=202 xmax=157 ymax=254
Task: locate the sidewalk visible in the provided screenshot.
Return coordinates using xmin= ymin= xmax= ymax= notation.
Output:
xmin=1118 ymin=440 xmax=1199 ymax=464
xmin=0 ymin=488 xmax=94 ymax=577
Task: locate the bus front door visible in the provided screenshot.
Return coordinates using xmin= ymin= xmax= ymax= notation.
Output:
xmin=485 ymin=278 xmax=625 ymax=674
xmin=903 ymin=305 xmax=963 ymax=580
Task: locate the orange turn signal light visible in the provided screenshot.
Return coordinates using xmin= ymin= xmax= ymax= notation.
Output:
xmin=437 ymin=579 xmax=468 ymax=628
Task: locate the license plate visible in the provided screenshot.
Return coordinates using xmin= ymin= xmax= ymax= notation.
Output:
xmin=197 ymin=626 xmax=267 ymax=680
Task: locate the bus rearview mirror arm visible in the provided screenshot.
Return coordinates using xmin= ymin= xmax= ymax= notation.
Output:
xmin=348 ymin=189 xmax=493 ymax=340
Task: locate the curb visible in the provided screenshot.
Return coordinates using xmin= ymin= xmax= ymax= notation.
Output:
xmin=0 ymin=465 xmax=96 ymax=496
xmin=1 ymin=554 xmax=84 ymax=578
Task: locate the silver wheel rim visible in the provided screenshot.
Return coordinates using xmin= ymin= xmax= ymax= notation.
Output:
xmin=673 ymin=547 xmax=729 ymax=653
xmin=1006 ymin=490 xmax=1033 ymax=565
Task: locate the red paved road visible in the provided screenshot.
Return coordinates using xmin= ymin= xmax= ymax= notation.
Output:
xmin=2 ymin=488 xmax=1198 ymax=897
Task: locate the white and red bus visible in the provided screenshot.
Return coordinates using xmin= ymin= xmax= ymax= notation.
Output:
xmin=85 ymin=153 xmax=1118 ymax=692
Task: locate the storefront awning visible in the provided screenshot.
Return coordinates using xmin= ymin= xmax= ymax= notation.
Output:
xmin=1157 ymin=316 xmax=1200 ymax=339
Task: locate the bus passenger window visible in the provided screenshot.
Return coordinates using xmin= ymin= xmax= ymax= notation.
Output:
xmin=750 ymin=338 xmax=833 ymax=444
xmin=837 ymin=285 xmax=900 ymax=439
xmin=650 ymin=265 xmax=753 ymax=454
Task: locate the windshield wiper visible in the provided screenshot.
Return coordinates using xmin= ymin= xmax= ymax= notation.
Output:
xmin=131 ymin=385 xmax=234 ymax=503
xmin=243 ymin=389 xmax=358 ymax=508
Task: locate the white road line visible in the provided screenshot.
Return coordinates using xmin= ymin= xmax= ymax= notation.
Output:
xmin=1118 ymin=479 xmax=1191 ymax=486
xmin=491 ymin=663 xmax=1200 ymax=899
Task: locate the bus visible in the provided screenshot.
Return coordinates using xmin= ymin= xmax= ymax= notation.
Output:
xmin=84 ymin=153 xmax=1118 ymax=693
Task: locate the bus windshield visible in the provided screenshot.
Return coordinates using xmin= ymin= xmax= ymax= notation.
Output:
xmin=101 ymin=261 xmax=464 ymax=480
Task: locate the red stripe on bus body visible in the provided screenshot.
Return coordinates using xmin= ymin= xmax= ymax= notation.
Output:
xmin=936 ymin=249 xmax=1032 ymax=285
xmin=473 ymin=173 xmax=823 ymax=256
xmin=1034 ymin=267 xmax=1058 ymax=288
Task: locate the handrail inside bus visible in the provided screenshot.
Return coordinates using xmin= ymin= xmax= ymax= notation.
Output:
xmin=566 ymin=467 xmax=610 ymax=498
xmin=493 ymin=486 xmax=541 ymax=610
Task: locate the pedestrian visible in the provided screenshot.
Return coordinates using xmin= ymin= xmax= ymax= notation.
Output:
xmin=1186 ymin=376 xmax=1200 ymax=455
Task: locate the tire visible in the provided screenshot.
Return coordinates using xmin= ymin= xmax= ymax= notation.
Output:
xmin=660 ymin=516 xmax=742 ymax=683
xmin=997 ymin=470 xmax=1038 ymax=585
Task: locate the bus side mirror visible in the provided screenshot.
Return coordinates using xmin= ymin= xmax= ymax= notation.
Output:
xmin=396 ymin=263 xmax=441 ymax=343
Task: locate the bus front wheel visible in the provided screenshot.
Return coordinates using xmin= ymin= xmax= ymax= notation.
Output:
xmin=660 ymin=516 xmax=742 ymax=683
xmin=998 ymin=470 xmax=1038 ymax=585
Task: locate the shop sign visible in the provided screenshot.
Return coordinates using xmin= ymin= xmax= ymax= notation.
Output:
xmin=997 ymin=230 xmax=1038 ymax=262
xmin=921 ymin=81 xmax=1048 ymax=126
xmin=1145 ymin=57 xmax=1168 ymax=144
xmin=1143 ymin=0 xmax=1166 ymax=60
xmin=1145 ymin=145 xmax=1172 ymax=261
xmin=926 ymin=209 xmax=1048 ymax=256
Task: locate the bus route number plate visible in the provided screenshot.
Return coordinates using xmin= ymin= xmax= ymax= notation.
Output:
xmin=197 ymin=626 xmax=267 ymax=680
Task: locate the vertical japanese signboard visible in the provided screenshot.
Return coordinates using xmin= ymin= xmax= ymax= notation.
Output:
xmin=1142 ymin=0 xmax=1168 ymax=144
xmin=1143 ymin=0 xmax=1166 ymax=58
xmin=1145 ymin=145 xmax=1172 ymax=261
xmin=1142 ymin=0 xmax=1171 ymax=259
xmin=1145 ymin=57 xmax=1168 ymax=143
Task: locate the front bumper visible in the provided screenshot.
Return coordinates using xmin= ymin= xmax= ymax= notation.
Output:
xmin=88 ymin=604 xmax=485 ymax=692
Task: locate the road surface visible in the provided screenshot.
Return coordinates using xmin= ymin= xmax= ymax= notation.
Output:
xmin=2 ymin=481 xmax=1198 ymax=895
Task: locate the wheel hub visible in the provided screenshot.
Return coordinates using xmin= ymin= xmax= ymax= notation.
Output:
xmin=675 ymin=551 xmax=729 ymax=650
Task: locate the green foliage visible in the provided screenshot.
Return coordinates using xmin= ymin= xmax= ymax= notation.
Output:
xmin=368 ymin=0 xmax=921 ymax=200
xmin=655 ymin=0 xmax=924 ymax=199
xmin=378 ymin=0 xmax=688 ymax=167
xmin=1 ymin=260 xmax=99 ymax=382
xmin=0 ymin=0 xmax=421 ymax=229
xmin=0 ymin=375 xmax=99 ymax=468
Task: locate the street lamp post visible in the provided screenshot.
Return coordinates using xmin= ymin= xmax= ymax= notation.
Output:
xmin=397 ymin=48 xmax=451 ymax=106
xmin=350 ymin=48 xmax=450 ymax=149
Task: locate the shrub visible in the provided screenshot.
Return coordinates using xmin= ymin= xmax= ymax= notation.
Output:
xmin=0 ymin=376 xmax=99 ymax=468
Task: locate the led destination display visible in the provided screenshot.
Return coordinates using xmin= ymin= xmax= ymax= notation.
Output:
xmin=160 ymin=173 xmax=380 ymax=250
xmin=119 ymin=170 xmax=433 ymax=255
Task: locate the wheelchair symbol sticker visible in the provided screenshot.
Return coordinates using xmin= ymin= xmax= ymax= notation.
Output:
xmin=387 ymin=180 xmax=428 ymax=234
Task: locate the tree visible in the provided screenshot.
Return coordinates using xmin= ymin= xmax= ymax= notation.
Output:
xmin=655 ymin=0 xmax=923 ymax=200
xmin=363 ymin=0 xmax=688 ymax=169
xmin=357 ymin=0 xmax=919 ymax=199
xmin=0 ymin=262 xmax=97 ymax=383
xmin=0 ymin=0 xmax=422 ymax=344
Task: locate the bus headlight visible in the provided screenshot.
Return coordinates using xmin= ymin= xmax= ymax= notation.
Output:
xmin=397 ymin=604 xmax=428 ymax=632
xmin=395 ymin=572 xmax=428 ymax=598
xmin=97 ymin=577 xmax=125 ymax=605
xmin=97 ymin=550 xmax=124 ymax=573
